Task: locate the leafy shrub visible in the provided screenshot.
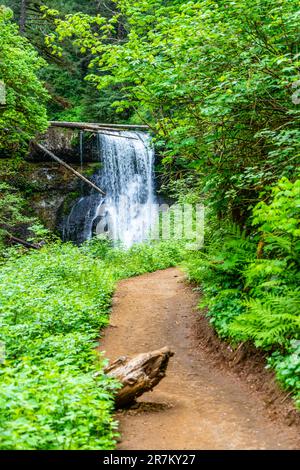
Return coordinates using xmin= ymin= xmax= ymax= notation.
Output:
xmin=185 ymin=224 xmax=256 ymax=338
xmin=0 ymin=6 xmax=48 ymax=151
xmin=185 ymin=178 xmax=300 ymax=406
xmin=268 ymin=341 xmax=300 ymax=408
xmin=0 ymin=360 xmax=117 ymax=450
xmin=0 ymin=183 xmax=31 ymax=248
xmin=229 ymin=179 xmax=300 ymax=348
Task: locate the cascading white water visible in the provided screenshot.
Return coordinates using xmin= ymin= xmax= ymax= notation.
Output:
xmin=62 ymin=131 xmax=157 ymax=248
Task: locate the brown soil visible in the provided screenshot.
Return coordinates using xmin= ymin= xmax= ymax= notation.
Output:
xmin=99 ymin=268 xmax=300 ymax=450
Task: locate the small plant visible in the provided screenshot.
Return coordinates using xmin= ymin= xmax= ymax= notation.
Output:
xmin=27 ymin=223 xmax=52 ymax=243
xmin=267 ymin=341 xmax=300 ymax=408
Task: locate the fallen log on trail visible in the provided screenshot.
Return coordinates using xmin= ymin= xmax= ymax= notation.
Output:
xmin=104 ymin=346 xmax=174 ymax=408
xmin=35 ymin=143 xmax=106 ymax=196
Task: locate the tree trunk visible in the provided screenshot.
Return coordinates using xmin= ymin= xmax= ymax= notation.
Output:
xmin=104 ymin=346 xmax=174 ymax=408
xmin=19 ymin=0 xmax=27 ymax=34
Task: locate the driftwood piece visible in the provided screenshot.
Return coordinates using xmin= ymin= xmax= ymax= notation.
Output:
xmin=105 ymin=346 xmax=174 ymax=408
xmin=8 ymin=235 xmax=42 ymax=250
xmin=35 ymin=143 xmax=106 ymax=195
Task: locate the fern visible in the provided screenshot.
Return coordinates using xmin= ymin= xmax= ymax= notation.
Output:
xmin=185 ymin=180 xmax=300 ymax=403
xmin=229 ymin=293 xmax=300 ymax=348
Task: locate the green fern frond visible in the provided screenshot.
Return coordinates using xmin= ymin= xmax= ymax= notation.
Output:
xmin=229 ymin=294 xmax=300 ymax=348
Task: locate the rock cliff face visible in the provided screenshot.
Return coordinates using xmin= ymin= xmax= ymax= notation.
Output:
xmin=25 ymin=163 xmax=86 ymax=231
xmin=0 ymin=126 xmax=102 ymax=233
xmin=1 ymin=159 xmax=101 ymax=231
xmin=30 ymin=127 xmax=101 ymax=163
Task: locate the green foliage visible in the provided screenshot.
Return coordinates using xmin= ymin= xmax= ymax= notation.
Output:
xmin=0 ymin=179 xmax=53 ymax=255
xmin=185 ymin=178 xmax=300 ymax=405
xmin=0 ymin=182 xmax=32 ymax=251
xmin=229 ymin=293 xmax=300 ymax=349
xmin=0 ymin=182 xmax=29 ymax=228
xmin=27 ymin=223 xmax=52 ymax=243
xmin=83 ymin=237 xmax=186 ymax=278
xmin=185 ymin=223 xmax=256 ymax=338
xmin=49 ymin=0 xmax=300 ymax=220
xmin=229 ymin=178 xmax=300 ymax=348
xmin=0 ymin=6 xmax=48 ymax=151
xmin=0 ymin=360 xmax=117 ymax=450
xmin=0 ymin=239 xmax=184 ymax=449
xmin=253 ymin=178 xmax=300 ymax=260
xmin=268 ymin=341 xmax=300 ymax=408
xmin=1 ymin=0 xmax=127 ymax=124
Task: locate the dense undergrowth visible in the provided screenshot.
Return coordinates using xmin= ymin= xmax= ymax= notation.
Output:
xmin=185 ymin=178 xmax=300 ymax=408
xmin=0 ymin=240 xmax=184 ymax=449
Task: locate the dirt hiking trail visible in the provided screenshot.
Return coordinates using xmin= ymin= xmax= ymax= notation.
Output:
xmin=99 ymin=268 xmax=300 ymax=450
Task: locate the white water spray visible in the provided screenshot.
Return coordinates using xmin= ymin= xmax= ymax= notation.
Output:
xmin=63 ymin=131 xmax=157 ymax=248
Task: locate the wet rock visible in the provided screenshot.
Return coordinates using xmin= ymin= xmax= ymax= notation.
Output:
xmin=0 ymin=158 xmax=100 ymax=232
xmin=29 ymin=127 xmax=101 ymax=163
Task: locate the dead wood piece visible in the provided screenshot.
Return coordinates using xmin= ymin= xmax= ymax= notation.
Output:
xmin=35 ymin=143 xmax=105 ymax=195
xmin=8 ymin=235 xmax=41 ymax=250
xmin=50 ymin=121 xmax=149 ymax=131
xmin=105 ymin=346 xmax=174 ymax=408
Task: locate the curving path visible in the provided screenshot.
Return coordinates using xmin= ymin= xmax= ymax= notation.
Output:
xmin=99 ymin=268 xmax=300 ymax=450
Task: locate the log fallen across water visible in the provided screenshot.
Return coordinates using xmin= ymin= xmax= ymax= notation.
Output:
xmin=35 ymin=143 xmax=106 ymax=196
xmin=49 ymin=122 xmax=142 ymax=139
xmin=104 ymin=346 xmax=174 ymax=408
xmin=50 ymin=121 xmax=149 ymax=131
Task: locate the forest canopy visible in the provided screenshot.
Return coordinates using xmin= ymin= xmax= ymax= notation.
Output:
xmin=0 ymin=6 xmax=48 ymax=152
xmin=43 ymin=0 xmax=300 ymax=222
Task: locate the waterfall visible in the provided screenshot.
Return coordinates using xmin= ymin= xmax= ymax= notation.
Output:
xmin=62 ymin=131 xmax=156 ymax=248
